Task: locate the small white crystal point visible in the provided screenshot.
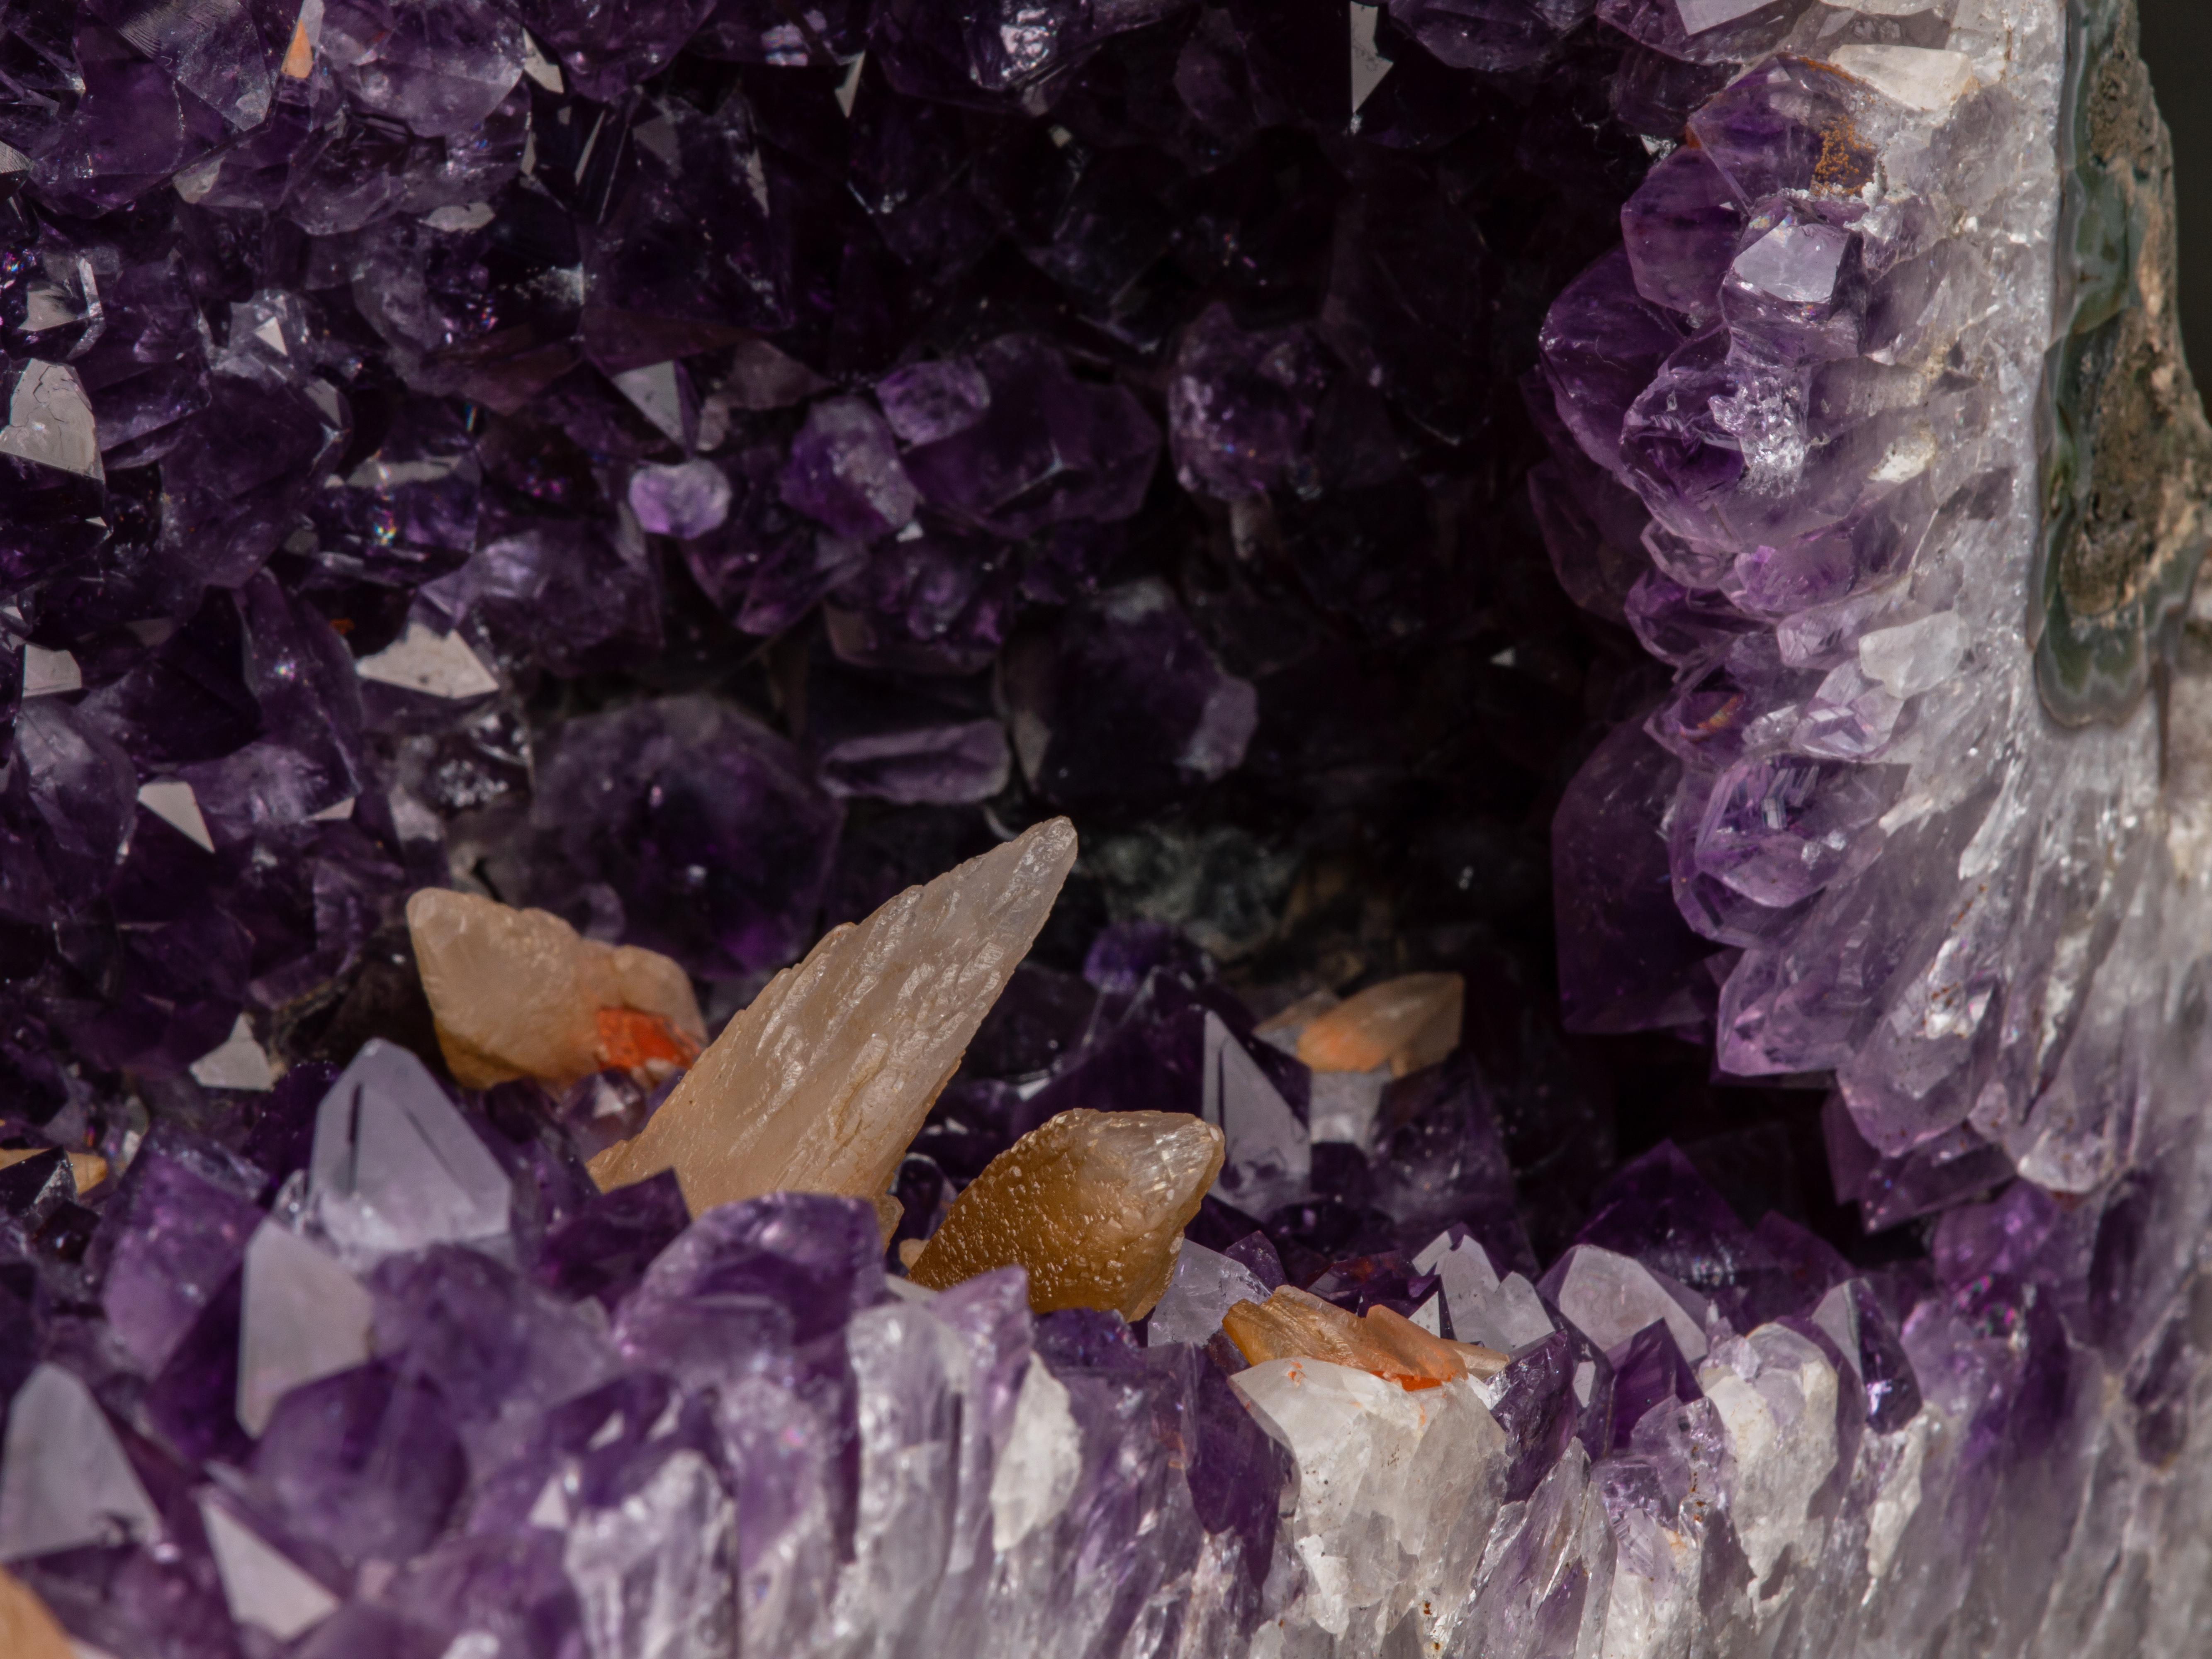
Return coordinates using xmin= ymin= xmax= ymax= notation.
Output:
xmin=1201 ymin=1011 xmax=1309 ymax=1211
xmin=0 ymin=1366 xmax=162 ymax=1562
xmin=236 ymin=1222 xmax=375 ymax=1436
xmin=1828 ymin=44 xmax=1976 ymax=113
xmin=197 ymin=1494 xmax=340 ymax=1640
xmin=1554 ymin=1243 xmax=1707 ymax=1361
xmin=136 ymin=780 xmax=214 ymax=852
xmin=355 ymin=622 xmax=499 ymax=700
xmin=19 ymin=645 xmax=80 ymax=698
xmin=190 ymin=1013 xmax=277 ymax=1093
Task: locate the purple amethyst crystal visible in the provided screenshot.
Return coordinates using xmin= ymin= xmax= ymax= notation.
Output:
xmin=899 ymin=336 xmax=1160 ymax=540
xmin=320 ymin=0 xmax=526 ymax=138
xmin=781 ymin=395 xmax=921 ymax=542
xmin=527 ymin=695 xmax=842 ymax=978
xmin=94 ymin=1129 xmax=264 ymax=1374
xmin=1006 ymin=581 xmax=1256 ymax=804
xmin=250 ymin=1362 xmax=470 ymax=1567
xmin=1167 ymin=304 xmax=1329 ymax=501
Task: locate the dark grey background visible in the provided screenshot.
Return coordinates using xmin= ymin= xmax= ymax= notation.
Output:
xmin=2140 ymin=0 xmax=2211 ymax=373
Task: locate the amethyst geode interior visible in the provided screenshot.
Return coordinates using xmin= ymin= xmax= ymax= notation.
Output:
xmin=1 ymin=0 xmax=2210 ymax=1654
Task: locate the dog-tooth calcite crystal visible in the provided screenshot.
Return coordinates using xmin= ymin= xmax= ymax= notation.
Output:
xmin=906 ymin=1107 xmax=1224 ymax=1317
xmin=589 ymin=817 xmax=1078 ymax=1214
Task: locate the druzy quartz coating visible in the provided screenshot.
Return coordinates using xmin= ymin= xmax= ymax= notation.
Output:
xmin=0 ymin=0 xmax=2210 ymax=1654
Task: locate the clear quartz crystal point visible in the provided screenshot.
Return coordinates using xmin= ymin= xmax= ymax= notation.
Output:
xmin=1201 ymin=1010 xmax=1310 ymax=1212
xmin=307 ymin=1039 xmax=513 ymax=1265
xmin=196 ymin=1492 xmax=341 ymax=1642
xmin=1146 ymin=1238 xmax=1272 ymax=1348
xmin=590 ymin=817 xmax=1078 ymax=1214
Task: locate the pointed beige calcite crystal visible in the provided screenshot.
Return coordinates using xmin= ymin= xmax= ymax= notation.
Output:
xmin=1224 ymin=1284 xmax=1505 ymax=1389
xmin=1294 ymin=973 xmax=1464 ymax=1077
xmin=905 ymin=1108 xmax=1224 ymax=1320
xmin=0 ymin=1567 xmax=74 ymax=1659
xmin=589 ymin=817 xmax=1080 ymax=1215
xmin=406 ymin=889 xmax=707 ymax=1091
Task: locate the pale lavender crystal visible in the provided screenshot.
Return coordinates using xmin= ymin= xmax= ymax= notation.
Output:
xmin=900 ymin=336 xmax=1160 ymax=540
xmin=1538 ymin=248 xmax=1685 ymax=479
xmin=628 ymin=459 xmax=733 ymax=539
xmin=1167 ymin=304 xmax=1329 ymax=501
xmin=1694 ymin=754 xmax=1900 ymax=908
xmin=1620 ymin=147 xmax=1745 ymax=328
xmin=319 ymin=0 xmax=527 ymax=138
xmin=1595 ymin=0 xmax=1810 ymax=66
xmin=1791 ymin=662 xmax=1906 ymax=760
xmin=1722 ymin=206 xmax=1868 ymax=365
xmin=781 ymin=397 xmax=921 ymax=543
xmin=308 ymin=1040 xmax=513 ymax=1265
xmin=0 ymin=1364 xmax=163 ymax=1561
xmin=876 ymin=359 xmax=993 ymax=447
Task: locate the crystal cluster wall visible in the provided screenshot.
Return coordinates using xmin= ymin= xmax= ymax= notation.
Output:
xmin=0 ymin=0 xmax=2209 ymax=1655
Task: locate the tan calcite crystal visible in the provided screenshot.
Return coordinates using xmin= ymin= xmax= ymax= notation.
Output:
xmin=589 ymin=817 xmax=1080 ymax=1216
xmin=0 ymin=1567 xmax=74 ymax=1659
xmin=406 ymin=889 xmax=706 ymax=1091
xmin=905 ymin=1108 xmax=1224 ymax=1319
xmin=1223 ymin=1284 xmax=1506 ymax=1389
xmin=1294 ymin=973 xmax=1464 ymax=1077
xmin=0 ymin=1146 xmax=107 ymax=1194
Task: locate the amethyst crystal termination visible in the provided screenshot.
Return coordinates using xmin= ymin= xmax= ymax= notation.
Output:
xmin=0 ymin=0 xmax=2209 ymax=1654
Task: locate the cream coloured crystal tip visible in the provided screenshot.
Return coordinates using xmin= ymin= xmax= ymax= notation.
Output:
xmin=589 ymin=816 xmax=1080 ymax=1216
xmin=905 ymin=1108 xmax=1224 ymax=1320
xmin=1293 ymin=972 xmax=1464 ymax=1076
xmin=1223 ymin=1283 xmax=1505 ymax=1389
xmin=0 ymin=1567 xmax=72 ymax=1659
xmin=407 ymin=888 xmax=706 ymax=1090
